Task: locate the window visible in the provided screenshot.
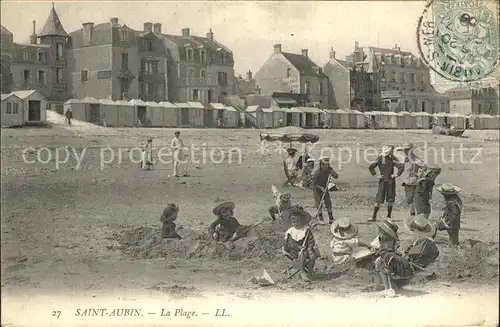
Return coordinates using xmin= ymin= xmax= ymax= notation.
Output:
xmin=56 ymin=43 xmax=63 ymax=60
xmin=81 ymin=70 xmax=88 ymax=82
xmin=120 ymin=30 xmax=129 ymax=43
xmin=411 ymin=73 xmax=416 ymax=83
xmin=120 ymin=53 xmax=128 ymax=70
xmin=56 ymin=68 xmax=63 ymax=83
xmin=23 ymin=69 xmax=30 ymax=83
xmin=319 ymin=82 xmax=323 ymax=95
xmin=400 ymin=72 xmax=406 ymax=83
xmin=421 ymin=74 xmax=425 ymax=84
xmin=421 ymin=101 xmax=426 ymax=112
xmin=286 ymin=68 xmax=291 ymax=78
xmin=37 ymin=70 xmax=46 ymax=84
xmin=187 ymin=49 xmax=194 ymax=61
xmin=146 ymin=40 xmax=153 ymax=51
xmin=478 ymin=103 xmax=482 ymax=114
xmin=220 ymin=52 xmax=225 ymax=64
xmin=381 ymin=70 xmax=386 ymax=80
xmin=391 ymin=72 xmax=396 ymax=82
xmin=200 ymin=50 xmax=207 ymax=61
xmin=143 ymin=61 xmax=154 ymax=74
xmin=23 ymin=51 xmax=30 ymax=61
xmin=192 ymin=89 xmax=199 ymax=101
xmin=305 ymin=81 xmax=310 ymax=94
xmin=201 ymin=69 xmax=206 ymax=78
xmin=12 ymin=103 xmax=19 ymax=114
xmin=217 ymin=72 xmax=228 ymax=86
xmin=147 ymin=83 xmax=155 ymax=95
xmin=208 ymin=89 xmax=213 ymax=103
xmin=404 ymin=100 xmax=409 ymax=111
xmin=6 ymin=103 xmax=11 ymax=114
xmin=187 ymin=69 xmax=195 ymax=77
xmin=37 ymin=51 xmax=44 ymax=63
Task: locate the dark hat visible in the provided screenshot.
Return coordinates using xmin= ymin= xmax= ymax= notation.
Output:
xmin=377 ymin=219 xmax=399 ymax=240
xmin=147 ymin=138 xmax=153 ymax=142
xmin=279 ymin=193 xmax=291 ymax=201
xmin=213 ymin=201 xmax=235 ymax=216
xmin=330 ymin=218 xmax=358 ymax=240
xmin=161 ymin=203 xmax=179 ymax=221
xmin=404 ymin=214 xmax=436 ymax=237
xmin=435 ymin=183 xmax=461 ymax=195
xmin=281 ymin=207 xmax=312 ymax=228
xmin=286 ymin=148 xmax=298 ymax=155
xmin=174 ymin=131 xmax=180 ymax=135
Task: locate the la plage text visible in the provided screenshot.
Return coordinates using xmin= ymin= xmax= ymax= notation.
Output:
xmin=74 ymin=308 xmax=212 ymax=319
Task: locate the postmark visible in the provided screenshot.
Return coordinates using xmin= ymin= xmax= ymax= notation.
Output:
xmin=417 ymin=0 xmax=499 ymax=82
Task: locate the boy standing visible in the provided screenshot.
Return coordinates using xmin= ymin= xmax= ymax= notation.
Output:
xmin=434 ymin=183 xmax=462 ymax=246
xmin=312 ymin=157 xmax=339 ymax=225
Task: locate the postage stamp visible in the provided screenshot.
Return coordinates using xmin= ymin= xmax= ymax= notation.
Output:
xmin=417 ymin=0 xmax=500 ymax=82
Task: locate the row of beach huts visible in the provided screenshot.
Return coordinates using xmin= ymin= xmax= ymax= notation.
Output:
xmin=61 ymin=98 xmax=500 ymax=130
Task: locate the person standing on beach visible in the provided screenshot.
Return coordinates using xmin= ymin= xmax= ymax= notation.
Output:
xmin=399 ymin=142 xmax=426 ymax=217
xmin=170 ymin=131 xmax=189 ymax=177
xmin=65 ymin=108 xmax=73 ymax=125
xmin=312 ymin=156 xmax=339 ymax=225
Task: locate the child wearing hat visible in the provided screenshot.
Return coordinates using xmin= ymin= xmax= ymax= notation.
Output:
xmin=268 ymin=191 xmax=292 ymax=223
xmin=403 ymin=215 xmax=439 ymax=269
xmin=368 ymin=145 xmax=404 ymax=222
xmin=330 ymin=218 xmax=371 ymax=265
xmin=210 ymin=202 xmax=248 ymax=242
xmin=399 ymin=142 xmax=427 ymax=217
xmin=312 ymin=156 xmax=339 ymax=224
xmin=142 ymin=138 xmax=154 ymax=170
xmin=283 ymin=148 xmax=300 ymax=186
xmin=160 ymin=203 xmax=182 ymax=239
xmin=298 ymin=157 xmax=316 ymax=189
xmin=414 ymin=165 xmax=441 ymax=219
xmin=282 ymin=207 xmax=319 ymax=282
xmin=434 ymin=183 xmax=462 ymax=246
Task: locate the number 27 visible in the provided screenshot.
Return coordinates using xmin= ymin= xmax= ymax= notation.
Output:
xmin=52 ymin=311 xmax=61 ymax=318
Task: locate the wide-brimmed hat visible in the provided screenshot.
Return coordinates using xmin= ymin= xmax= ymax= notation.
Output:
xmin=404 ymin=214 xmax=436 ymax=237
xmin=381 ymin=145 xmax=393 ymax=156
xmin=306 ymin=157 xmax=315 ymax=163
xmin=147 ymin=138 xmax=153 ymax=142
xmin=213 ymin=201 xmax=235 ymax=216
xmin=402 ymin=142 xmax=414 ymax=149
xmin=330 ymin=218 xmax=359 ymax=240
xmin=286 ymin=148 xmax=298 ymax=155
xmin=281 ymin=207 xmax=312 ymax=228
xmin=435 ymin=183 xmax=461 ymax=195
xmin=418 ymin=165 xmax=442 ymax=181
xmin=377 ymin=219 xmax=399 ymax=240
xmin=318 ymin=156 xmax=330 ymax=164
xmin=279 ymin=193 xmax=291 ymax=201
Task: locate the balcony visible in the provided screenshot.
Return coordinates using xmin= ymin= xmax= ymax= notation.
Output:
xmin=180 ymin=76 xmax=217 ymax=86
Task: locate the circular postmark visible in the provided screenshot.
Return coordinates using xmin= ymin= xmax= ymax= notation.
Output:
xmin=417 ymin=0 xmax=499 ymax=82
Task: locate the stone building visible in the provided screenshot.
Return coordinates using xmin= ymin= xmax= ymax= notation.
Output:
xmin=254 ymin=44 xmax=329 ymax=108
xmin=447 ymin=85 xmax=499 ymax=115
xmin=1 ymin=25 xmax=14 ymax=94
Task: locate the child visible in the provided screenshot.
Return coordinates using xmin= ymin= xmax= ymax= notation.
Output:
xmin=414 ymin=165 xmax=442 ymax=219
xmin=160 ymin=203 xmax=182 ymax=239
xmin=371 ymin=219 xmax=414 ymax=297
xmin=282 ymin=207 xmax=319 ymax=282
xmin=283 ymin=148 xmax=299 ymax=186
xmin=312 ymin=157 xmax=339 ymax=224
xmin=210 ymin=202 xmax=248 ymax=243
xmin=268 ymin=186 xmax=292 ymax=223
xmin=434 ymin=183 xmax=462 ymax=246
xmin=403 ymin=215 xmax=439 ymax=269
xmin=330 ymin=218 xmax=371 ymax=266
xmin=142 ymin=138 xmax=154 ymax=170
xmin=299 ymin=158 xmax=315 ymax=189
xmin=368 ymin=145 xmax=404 ymax=222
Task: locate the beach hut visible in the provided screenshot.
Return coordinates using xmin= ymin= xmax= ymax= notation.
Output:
xmin=115 ymin=100 xmax=135 ymax=126
xmin=223 ymin=106 xmax=239 ymax=128
xmin=63 ymin=98 xmax=85 ymax=121
xmin=449 ymin=113 xmax=466 ymax=129
xmin=479 ymin=114 xmax=496 ymax=130
xmin=271 ymin=107 xmax=285 ymax=128
xmin=398 ymin=111 xmax=412 ymax=129
xmin=10 ymin=90 xmax=47 ymax=124
xmin=80 ymin=97 xmax=102 ymax=124
xmin=433 ymin=112 xmax=449 ymax=127
xmin=411 ymin=112 xmax=430 ymax=129
xmin=159 ymin=102 xmax=179 ymax=127
xmin=335 ymin=109 xmax=350 ymax=129
xmin=493 ymin=115 xmax=500 ymax=130
xmin=347 ymin=109 xmax=365 ymax=129
xmin=283 ymin=107 xmax=301 ymax=127
xmin=174 ymin=102 xmax=203 ymax=127
xmin=246 ymin=105 xmax=263 ymax=128
xmin=99 ymin=99 xmax=119 ymax=127
xmin=187 ymin=102 xmax=204 ymax=128
xmin=327 ymin=110 xmax=340 ymax=129
xmin=210 ymin=103 xmax=226 ymax=128
xmin=1 ymin=93 xmax=24 ymax=127
xmin=262 ymin=108 xmax=274 ymax=128
xmin=296 ymin=107 xmax=320 ymax=128
xmin=145 ymin=101 xmax=163 ymax=127
xmin=129 ymin=99 xmax=148 ymax=126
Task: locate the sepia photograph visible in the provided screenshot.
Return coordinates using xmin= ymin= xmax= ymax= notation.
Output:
xmin=1 ymin=1 xmax=499 ymax=326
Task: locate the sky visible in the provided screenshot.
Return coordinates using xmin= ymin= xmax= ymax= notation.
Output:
xmin=1 ymin=1 xmax=498 ymax=90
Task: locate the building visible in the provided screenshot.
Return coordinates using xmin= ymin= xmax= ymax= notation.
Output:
xmin=324 ymin=46 xmax=380 ymax=111
xmin=1 ymin=25 xmax=14 ymax=94
xmin=254 ymin=44 xmax=329 ymax=109
xmin=1 ymin=93 xmax=24 ymax=126
xmin=162 ymin=28 xmax=236 ymax=104
xmin=2 ymin=5 xmax=72 ymax=107
xmin=446 ymin=85 xmax=499 ymax=115
xmin=68 ymin=19 xmax=168 ymax=102
xmin=234 ymin=70 xmax=256 ymax=97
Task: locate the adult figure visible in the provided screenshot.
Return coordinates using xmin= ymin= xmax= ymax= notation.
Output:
xmin=171 ymin=131 xmax=189 ymax=177
xmin=399 ymin=142 xmax=426 ymax=217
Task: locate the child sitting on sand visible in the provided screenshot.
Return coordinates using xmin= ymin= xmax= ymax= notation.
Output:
xmin=210 ymin=202 xmax=249 ymax=243
xmin=160 ymin=203 xmax=182 ymax=240
xmin=330 ymin=218 xmax=371 ymax=266
xmin=268 ymin=186 xmax=292 ymax=223
xmin=434 ymin=183 xmax=462 ymax=246
xmin=282 ymin=207 xmax=320 ymax=282
xmin=403 ymin=215 xmax=440 ymax=269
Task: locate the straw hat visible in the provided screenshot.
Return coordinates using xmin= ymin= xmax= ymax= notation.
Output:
xmin=318 ymin=156 xmax=330 ymax=164
xmin=377 ymin=219 xmax=399 ymax=240
xmin=213 ymin=201 xmax=235 ymax=216
xmin=418 ymin=165 xmax=442 ymax=181
xmin=286 ymin=148 xmax=298 ymax=155
xmin=281 ymin=207 xmax=312 ymax=228
xmin=279 ymin=193 xmax=291 ymax=201
xmin=330 ymin=218 xmax=359 ymax=240
xmin=381 ymin=145 xmax=393 ymax=156
xmin=435 ymin=183 xmax=461 ymax=195
xmin=306 ymin=157 xmax=315 ymax=163
xmin=402 ymin=142 xmax=414 ymax=149
xmin=404 ymin=214 xmax=436 ymax=237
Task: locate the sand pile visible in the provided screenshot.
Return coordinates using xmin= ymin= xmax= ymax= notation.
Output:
xmin=118 ymin=224 xmax=285 ymax=262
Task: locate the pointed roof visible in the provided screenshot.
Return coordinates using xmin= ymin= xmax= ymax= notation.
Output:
xmin=1 ymin=25 xmax=12 ymax=35
xmin=281 ymin=52 xmax=327 ymax=77
xmin=39 ymin=3 xmax=69 ymax=37
xmin=362 ymin=48 xmax=379 ymax=73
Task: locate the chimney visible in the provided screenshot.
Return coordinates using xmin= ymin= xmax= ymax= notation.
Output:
xmin=153 ymin=23 xmax=162 ymax=34
xmin=301 ymin=49 xmax=308 ymax=58
xmin=82 ymin=22 xmax=94 ymax=47
xmin=329 ymin=47 xmax=336 ymax=59
xmin=182 ymin=28 xmax=190 ymax=36
xmin=144 ymin=22 xmax=153 ymax=32
xmin=30 ymin=20 xmax=37 ymax=44
xmin=110 ymin=17 xmax=119 ymax=26
xmin=273 ymin=44 xmax=282 ymax=53
xmin=206 ymin=28 xmax=214 ymax=40
xmin=246 ymin=70 xmax=253 ymax=80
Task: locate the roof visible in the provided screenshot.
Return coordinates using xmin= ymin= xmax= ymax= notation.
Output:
xmin=282 ymin=52 xmax=327 ymax=77
xmin=1 ymin=93 xmax=21 ymax=101
xmin=69 ymin=22 xmax=113 ymax=48
xmin=296 ymin=106 xmax=322 ymax=113
xmin=366 ymin=46 xmax=413 ymax=57
xmin=64 ymin=98 xmax=81 ymax=104
xmin=159 ymin=101 xmax=177 ymax=108
xmin=99 ymin=99 xmax=115 ymax=105
xmin=1 ymin=25 xmax=12 ymax=35
xmin=362 ymin=48 xmax=379 ymax=73
xmin=82 ymin=96 xmax=100 ymax=104
xmin=246 ymin=105 xmax=259 ymax=112
xmin=210 ymin=103 xmax=226 ymax=109
xmin=262 ymin=108 xmax=274 ymax=113
xmin=273 ymin=97 xmax=297 ymax=105
xmin=174 ymin=102 xmax=190 ymax=108
xmin=163 ymin=33 xmax=231 ymax=54
xmin=129 ymin=99 xmax=147 ymax=106
xmin=39 ymin=4 xmax=69 ymax=37
xmin=224 ymin=106 xmax=237 ymax=112
xmin=115 ymin=100 xmax=133 ymax=106
xmin=187 ymin=102 xmax=204 ymax=109
xmin=146 ymin=101 xmax=162 ymax=107
xmin=10 ymin=90 xmax=38 ymax=99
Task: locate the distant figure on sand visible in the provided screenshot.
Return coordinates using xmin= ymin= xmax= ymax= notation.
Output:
xmin=65 ymin=108 xmax=73 ymax=125
xmin=171 ymin=131 xmax=189 ymax=177
xmin=312 ymin=156 xmax=339 ymax=225
xmin=160 ymin=203 xmax=182 ymax=239
xmin=368 ymin=145 xmax=404 ymax=222
xmin=210 ymin=202 xmax=249 ymax=243
xmin=434 ymin=183 xmax=462 ymax=246
xmin=142 ymin=138 xmax=154 ymax=171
